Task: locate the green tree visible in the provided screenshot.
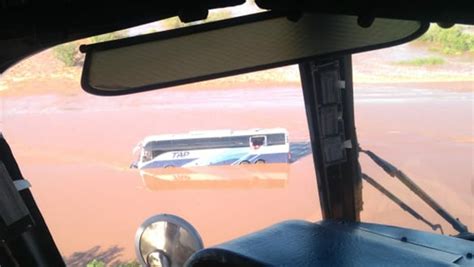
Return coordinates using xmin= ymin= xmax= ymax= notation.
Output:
xmin=53 ymin=30 xmax=128 ymax=67
xmin=86 ymin=259 xmax=106 ymax=267
xmin=419 ymin=25 xmax=474 ymax=55
xmin=52 ymin=43 xmax=77 ymax=67
xmin=85 ymin=259 xmax=140 ymax=267
xmin=116 ymin=261 xmax=140 ymax=267
xmin=90 ymin=31 xmax=127 ymax=44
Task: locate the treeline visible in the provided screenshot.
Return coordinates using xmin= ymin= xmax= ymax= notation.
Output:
xmin=53 ymin=9 xmax=233 ymax=67
xmin=53 ymin=32 xmax=126 ymax=67
xmin=418 ymin=24 xmax=474 ymax=55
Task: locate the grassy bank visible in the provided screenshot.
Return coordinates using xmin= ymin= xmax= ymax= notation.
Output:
xmin=396 ymin=56 xmax=445 ymax=66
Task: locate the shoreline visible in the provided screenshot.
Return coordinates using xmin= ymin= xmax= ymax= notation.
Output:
xmin=0 ymin=78 xmax=472 ymax=98
xmin=355 ymin=80 xmax=473 ymax=93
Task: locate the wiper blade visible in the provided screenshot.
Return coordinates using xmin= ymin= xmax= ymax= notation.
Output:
xmin=362 ymin=173 xmax=444 ymax=234
xmin=360 ymin=148 xmax=469 ymax=235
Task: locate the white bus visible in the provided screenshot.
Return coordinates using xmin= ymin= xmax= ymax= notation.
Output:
xmin=132 ymin=128 xmax=289 ymax=169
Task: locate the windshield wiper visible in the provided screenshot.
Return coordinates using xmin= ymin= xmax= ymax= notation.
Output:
xmin=360 ymin=148 xmax=472 ymax=240
xmin=361 ymin=173 xmax=444 ymax=234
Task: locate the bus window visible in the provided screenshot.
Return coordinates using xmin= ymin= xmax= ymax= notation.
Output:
xmin=142 ymin=150 xmax=153 ymax=162
xmin=250 ymin=136 xmax=266 ymax=149
xmin=152 ymin=150 xmax=165 ymax=158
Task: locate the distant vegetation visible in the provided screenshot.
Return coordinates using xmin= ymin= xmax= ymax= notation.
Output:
xmin=86 ymin=259 xmax=105 ymax=267
xmin=86 ymin=259 xmax=139 ymax=267
xmin=418 ymin=25 xmax=474 ymax=55
xmin=50 ymin=18 xmax=474 ymax=70
xmin=90 ymin=32 xmax=127 ymax=44
xmin=52 ymin=9 xmax=233 ymax=67
xmin=396 ymin=56 xmax=445 ymax=66
xmin=53 ymin=43 xmax=77 ymax=67
xmin=53 ymin=9 xmax=233 ymax=67
xmin=53 ymin=32 xmax=126 ymax=67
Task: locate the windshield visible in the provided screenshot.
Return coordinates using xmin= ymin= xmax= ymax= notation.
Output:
xmin=1 ymin=64 xmax=321 ymax=265
xmin=0 ymin=10 xmax=472 ymax=267
xmin=354 ymin=24 xmax=473 ymax=236
xmin=0 ymin=5 xmax=321 ymax=262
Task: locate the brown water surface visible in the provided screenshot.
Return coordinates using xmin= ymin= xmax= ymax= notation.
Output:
xmin=1 ymin=84 xmax=472 ymax=265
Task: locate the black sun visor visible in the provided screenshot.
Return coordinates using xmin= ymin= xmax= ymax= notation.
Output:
xmin=80 ymin=12 xmax=428 ymax=96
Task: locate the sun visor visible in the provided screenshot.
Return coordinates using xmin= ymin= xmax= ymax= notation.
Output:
xmin=80 ymin=12 xmax=428 ymax=95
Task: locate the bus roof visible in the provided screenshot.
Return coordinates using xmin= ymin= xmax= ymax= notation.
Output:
xmin=141 ymin=128 xmax=288 ymax=144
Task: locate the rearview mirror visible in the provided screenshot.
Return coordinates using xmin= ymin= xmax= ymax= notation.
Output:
xmin=80 ymin=12 xmax=428 ymax=96
xmin=135 ymin=214 xmax=203 ymax=267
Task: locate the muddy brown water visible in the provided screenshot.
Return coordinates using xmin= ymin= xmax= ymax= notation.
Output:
xmin=1 ymin=85 xmax=472 ymax=264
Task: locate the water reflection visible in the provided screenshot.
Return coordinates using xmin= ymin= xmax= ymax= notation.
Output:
xmin=140 ymin=164 xmax=290 ymax=191
xmin=289 ymin=142 xmax=312 ymax=163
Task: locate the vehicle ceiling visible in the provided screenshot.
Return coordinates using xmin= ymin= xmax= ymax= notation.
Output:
xmin=0 ymin=0 xmax=473 ymax=74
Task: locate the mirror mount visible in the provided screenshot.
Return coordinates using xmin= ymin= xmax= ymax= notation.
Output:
xmin=147 ymin=249 xmax=171 ymax=267
xmin=357 ymin=14 xmax=375 ymax=28
xmin=178 ymin=7 xmax=209 ymax=23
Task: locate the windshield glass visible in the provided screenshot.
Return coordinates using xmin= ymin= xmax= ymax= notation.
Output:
xmin=0 ymin=5 xmax=321 ymax=264
xmin=0 ymin=63 xmax=320 ymax=265
xmin=355 ymin=24 xmax=473 ymax=236
xmin=0 ymin=9 xmax=472 ymax=266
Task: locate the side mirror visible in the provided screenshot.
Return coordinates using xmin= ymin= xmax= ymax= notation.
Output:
xmin=135 ymin=214 xmax=203 ymax=267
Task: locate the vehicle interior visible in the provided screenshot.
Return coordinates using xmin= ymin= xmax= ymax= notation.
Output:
xmin=0 ymin=1 xmax=473 ymax=266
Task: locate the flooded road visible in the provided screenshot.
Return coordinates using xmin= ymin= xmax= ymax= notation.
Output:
xmin=355 ymin=86 xmax=473 ymax=236
xmin=1 ymin=84 xmax=472 ymax=265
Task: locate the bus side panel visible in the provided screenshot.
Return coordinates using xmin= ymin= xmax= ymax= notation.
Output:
xmin=254 ymin=153 xmax=290 ymax=163
xmin=209 ymin=158 xmax=244 ymax=166
xmin=139 ymin=143 xmax=290 ymax=169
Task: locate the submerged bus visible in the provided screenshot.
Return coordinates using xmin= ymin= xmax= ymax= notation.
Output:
xmin=132 ymin=128 xmax=290 ymax=169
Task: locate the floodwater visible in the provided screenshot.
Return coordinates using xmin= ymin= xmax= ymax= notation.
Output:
xmin=1 ymin=84 xmax=472 ymax=265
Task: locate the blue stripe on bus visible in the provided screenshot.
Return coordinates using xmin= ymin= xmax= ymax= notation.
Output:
xmin=140 ymin=152 xmax=289 ymax=169
xmin=141 ymin=158 xmax=198 ymax=169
